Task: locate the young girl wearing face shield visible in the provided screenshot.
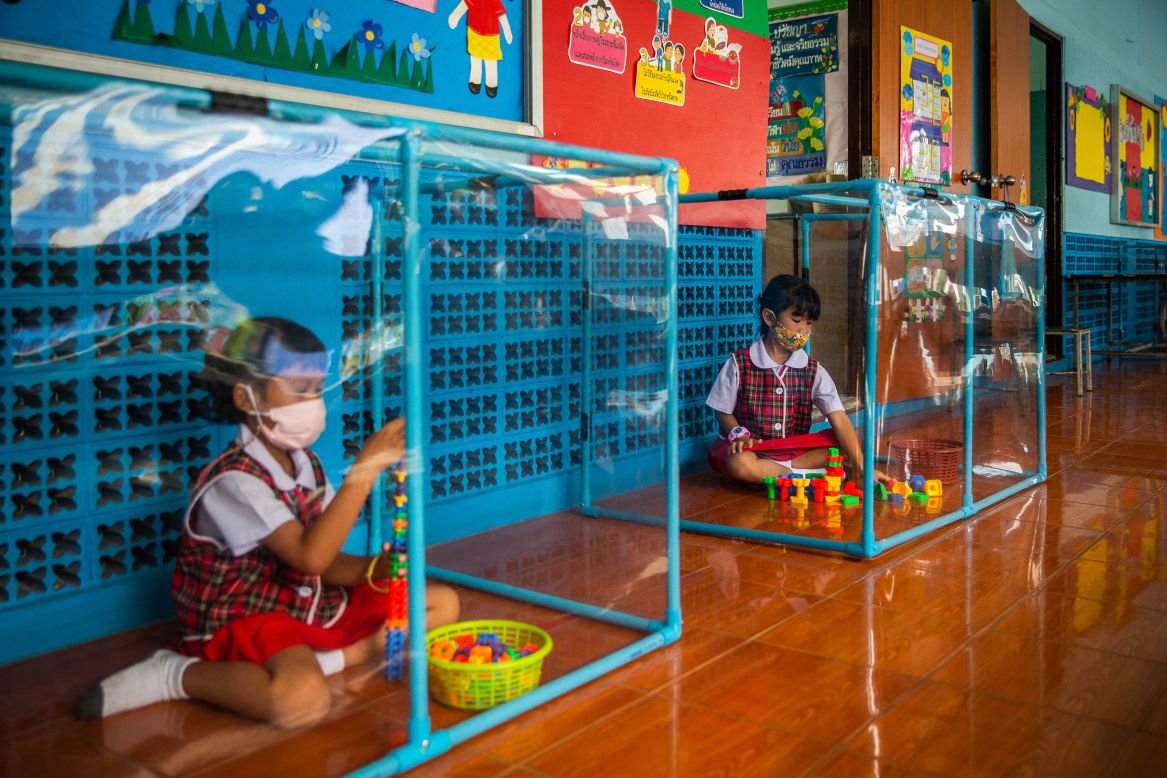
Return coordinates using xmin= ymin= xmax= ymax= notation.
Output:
xmin=79 ymin=317 xmax=459 ymax=727
xmin=705 ymin=275 xmax=891 ymax=487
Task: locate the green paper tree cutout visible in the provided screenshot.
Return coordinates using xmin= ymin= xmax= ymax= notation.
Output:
xmin=112 ymin=1 xmax=436 ymax=95
xmin=173 ymin=5 xmax=194 ymax=47
xmin=194 ymin=12 xmax=213 ymax=50
xmin=210 ymin=5 xmax=233 ymax=56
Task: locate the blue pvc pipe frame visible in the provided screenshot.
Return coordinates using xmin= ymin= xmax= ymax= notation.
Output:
xmin=352 ymin=130 xmax=682 ymax=772
xmin=0 ymin=59 xmax=683 ymax=776
xmin=592 ymin=180 xmax=1045 ymax=559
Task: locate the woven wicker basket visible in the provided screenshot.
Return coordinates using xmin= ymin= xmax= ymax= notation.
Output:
xmin=889 ymin=439 xmax=962 ymax=484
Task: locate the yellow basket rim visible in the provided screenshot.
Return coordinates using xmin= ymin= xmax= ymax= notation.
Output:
xmin=425 ymin=619 xmax=553 ymax=670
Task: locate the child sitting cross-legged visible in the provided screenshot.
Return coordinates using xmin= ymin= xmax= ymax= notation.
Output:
xmin=78 ymin=317 xmax=459 ymax=728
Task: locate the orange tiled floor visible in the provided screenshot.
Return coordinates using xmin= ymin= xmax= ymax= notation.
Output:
xmin=3 ymin=362 xmax=1167 ymax=776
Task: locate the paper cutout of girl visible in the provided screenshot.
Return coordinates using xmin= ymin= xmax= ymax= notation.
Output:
xmin=448 ymin=0 xmax=513 ymax=98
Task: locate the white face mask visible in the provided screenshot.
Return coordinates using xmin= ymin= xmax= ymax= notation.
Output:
xmin=244 ymin=385 xmax=326 ymax=450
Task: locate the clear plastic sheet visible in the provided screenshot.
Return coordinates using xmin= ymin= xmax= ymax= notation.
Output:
xmin=1 ymin=61 xmax=678 ymax=759
xmin=748 ymin=182 xmax=1046 ymax=550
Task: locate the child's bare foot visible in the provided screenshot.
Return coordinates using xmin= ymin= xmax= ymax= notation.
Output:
xmin=342 ymin=629 xmax=388 ymax=667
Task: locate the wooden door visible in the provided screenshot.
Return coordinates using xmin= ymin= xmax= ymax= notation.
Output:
xmin=991 ymin=0 xmax=1030 ymax=203
xmin=870 ymin=0 xmax=973 ymax=403
xmin=872 ymin=0 xmax=973 ymax=191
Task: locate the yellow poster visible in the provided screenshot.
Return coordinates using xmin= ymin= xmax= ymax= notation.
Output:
xmin=634 ymin=57 xmax=686 ymax=106
xmin=898 ymin=27 xmax=952 ymax=186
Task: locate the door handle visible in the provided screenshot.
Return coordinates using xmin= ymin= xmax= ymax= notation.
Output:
xmin=960 ymin=169 xmax=983 ymax=185
xmin=990 ymin=174 xmax=1017 ymax=188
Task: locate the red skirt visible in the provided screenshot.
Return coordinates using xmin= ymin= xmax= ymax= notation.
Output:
xmin=180 ymin=584 xmax=390 ymax=665
xmin=707 ymin=430 xmax=840 ymax=476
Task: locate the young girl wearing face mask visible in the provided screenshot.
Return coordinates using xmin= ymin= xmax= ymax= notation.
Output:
xmin=705 ymin=275 xmax=891 ymax=487
xmin=79 ymin=317 xmax=459 ymax=727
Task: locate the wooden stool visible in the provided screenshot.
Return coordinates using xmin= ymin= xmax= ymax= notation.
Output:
xmin=1047 ymin=328 xmax=1093 ymax=396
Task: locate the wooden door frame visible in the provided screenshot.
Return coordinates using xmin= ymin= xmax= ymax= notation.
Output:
xmin=848 ymin=0 xmax=874 ymax=174
xmin=1031 ymin=18 xmax=1064 ymax=334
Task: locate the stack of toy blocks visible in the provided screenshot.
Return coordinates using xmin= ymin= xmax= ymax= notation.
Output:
xmin=874 ymin=473 xmax=944 ymax=513
xmin=385 ymin=464 xmax=409 ymax=682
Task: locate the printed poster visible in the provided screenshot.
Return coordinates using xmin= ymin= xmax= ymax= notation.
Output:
xmin=1157 ymin=97 xmax=1167 ymax=240
xmin=568 ymin=0 xmax=628 ymax=74
xmin=899 ymin=26 xmax=952 ymax=187
xmin=699 ymin=0 xmax=743 ymax=18
xmin=904 ymin=234 xmax=948 ymax=323
xmin=635 ymin=34 xmax=687 ymax=106
xmin=692 ymin=18 xmax=742 ymax=89
xmin=1065 ymin=83 xmax=1112 ymax=193
xmin=766 ymin=75 xmax=825 ymax=177
xmin=769 ymin=13 xmax=838 ymax=79
xmin=1112 ymin=86 xmax=1160 ymax=227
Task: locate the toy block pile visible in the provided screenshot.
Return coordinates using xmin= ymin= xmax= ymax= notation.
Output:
xmin=430 ymin=631 xmax=540 ymax=664
xmin=385 ymin=464 xmax=409 ymax=682
xmin=759 ymin=448 xmax=943 ymax=512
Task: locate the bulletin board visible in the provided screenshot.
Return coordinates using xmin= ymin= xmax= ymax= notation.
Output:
xmin=0 ymin=0 xmax=531 ymax=128
xmin=1157 ymin=96 xmax=1167 ymax=241
xmin=1065 ymin=83 xmax=1112 ymax=194
xmin=767 ymin=0 xmax=849 ymax=182
xmin=543 ymin=0 xmax=770 ymax=229
xmin=1111 ymin=84 xmax=1160 ymax=228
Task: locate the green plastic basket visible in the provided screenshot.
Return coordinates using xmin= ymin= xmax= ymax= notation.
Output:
xmin=425 ymin=620 xmax=553 ymax=710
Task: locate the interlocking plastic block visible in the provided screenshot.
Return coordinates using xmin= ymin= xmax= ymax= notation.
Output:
xmin=909 ymin=492 xmax=928 ymax=504
xmin=891 ymin=482 xmax=913 ymax=499
xmin=873 ymin=482 xmax=888 ymax=501
xmin=908 ymin=475 xmax=926 ymax=492
xmin=840 ymin=494 xmax=860 ymax=506
xmin=924 ymin=479 xmax=942 ymax=497
xmin=889 ymin=492 xmax=905 ymax=504
xmin=790 ymin=477 xmax=809 ymax=506
xmin=762 ymin=475 xmax=776 ymax=500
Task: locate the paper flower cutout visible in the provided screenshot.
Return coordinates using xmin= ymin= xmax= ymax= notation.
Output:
xmin=306 ymin=9 xmax=330 ymax=41
xmin=247 ymin=0 xmax=279 ymax=29
xmin=409 ymin=33 xmax=430 ymax=62
xmin=360 ymin=20 xmax=384 ymax=52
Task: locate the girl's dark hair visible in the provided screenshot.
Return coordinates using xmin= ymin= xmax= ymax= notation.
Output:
xmin=197 ymin=317 xmax=327 ymax=424
xmin=757 ymin=274 xmax=821 ymax=337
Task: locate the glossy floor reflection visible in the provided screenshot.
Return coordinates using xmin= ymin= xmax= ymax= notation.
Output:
xmin=2 ymin=362 xmax=1166 ymax=775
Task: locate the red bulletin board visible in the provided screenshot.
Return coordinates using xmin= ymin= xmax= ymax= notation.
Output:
xmin=542 ymin=0 xmax=768 ymax=229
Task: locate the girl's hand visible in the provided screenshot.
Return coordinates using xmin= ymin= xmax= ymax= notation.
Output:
xmin=350 ymin=418 xmax=405 ymax=483
xmin=728 ymin=437 xmax=759 ymax=456
xmin=371 ymin=541 xmax=394 ymax=580
xmin=856 ymin=468 xmax=895 ymax=487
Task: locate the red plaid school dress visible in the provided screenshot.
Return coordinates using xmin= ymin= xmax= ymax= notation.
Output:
xmin=731 ymin=346 xmax=819 ymax=440
xmin=173 ymin=444 xmax=386 ymax=664
xmin=707 ymin=346 xmax=837 ymax=474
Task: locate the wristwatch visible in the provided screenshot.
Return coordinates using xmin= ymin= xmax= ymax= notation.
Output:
xmin=727 ymin=426 xmax=750 ymax=442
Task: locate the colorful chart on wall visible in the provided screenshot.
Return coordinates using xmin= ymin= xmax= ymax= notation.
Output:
xmin=904 ymin=234 xmax=948 ymax=323
xmin=568 ymin=0 xmax=628 ymax=74
xmin=1157 ymin=96 xmax=1167 ymax=241
xmin=898 ymin=26 xmax=952 ymax=187
xmin=692 ymin=17 xmax=742 ymax=88
xmin=0 ymin=0 xmax=528 ymax=124
xmin=1111 ymin=85 xmax=1160 ymax=228
xmin=698 ymin=0 xmax=742 ymax=19
xmin=766 ymin=75 xmax=825 ymax=177
xmin=769 ymin=12 xmax=838 ymax=78
xmin=1065 ymin=83 xmax=1112 ymax=193
xmin=634 ymin=33 xmax=687 ymax=106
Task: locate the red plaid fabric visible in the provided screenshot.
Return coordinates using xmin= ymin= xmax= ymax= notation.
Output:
xmin=172 ymin=445 xmax=347 ymax=640
xmin=732 ymin=347 xmax=819 ymax=440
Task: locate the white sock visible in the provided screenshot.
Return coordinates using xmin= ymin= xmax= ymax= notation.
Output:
xmin=315 ymin=649 xmax=345 ymax=676
xmin=78 ymin=649 xmax=197 ymax=719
